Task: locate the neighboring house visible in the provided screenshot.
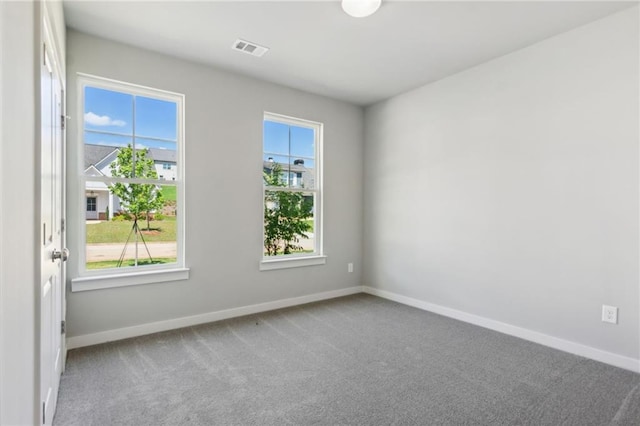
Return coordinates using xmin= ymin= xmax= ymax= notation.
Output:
xmin=263 ymin=158 xmax=314 ymax=189
xmin=263 ymin=158 xmax=316 ymax=218
xmin=84 ymin=145 xmax=119 ymax=220
xmin=150 ymin=148 xmax=178 ymax=181
xmin=84 ymin=144 xmax=176 ymax=220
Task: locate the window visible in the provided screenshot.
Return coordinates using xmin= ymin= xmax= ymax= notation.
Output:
xmin=73 ymin=74 xmax=187 ymax=289
xmin=262 ymin=112 xmax=324 ymax=270
xmin=86 ymin=197 xmax=97 ymax=212
xmin=162 ymin=162 xmax=172 ymax=170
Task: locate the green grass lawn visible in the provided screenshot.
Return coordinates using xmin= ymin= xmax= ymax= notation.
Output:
xmin=86 ymin=257 xmax=176 ymax=270
xmin=86 ymin=219 xmax=176 ymax=243
xmin=303 ymin=219 xmax=314 ymax=232
xmin=161 ymin=185 xmax=176 ymax=201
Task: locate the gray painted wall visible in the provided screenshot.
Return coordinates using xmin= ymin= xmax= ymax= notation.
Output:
xmin=66 ymin=31 xmax=364 ymax=338
xmin=363 ymin=8 xmax=639 ymax=360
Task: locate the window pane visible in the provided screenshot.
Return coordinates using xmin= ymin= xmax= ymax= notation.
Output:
xmin=85 ymin=181 xmax=177 ymax=270
xmin=136 ymin=139 xmax=178 ymax=181
xmin=158 ymin=183 xmax=178 ymax=216
xmin=263 ymin=155 xmax=291 ymax=187
xmin=135 ymin=96 xmax=178 ymax=141
xmin=84 ymin=131 xmax=132 ymax=147
xmin=263 ymin=120 xmax=315 ymax=189
xmin=84 ymin=133 xmax=133 ymax=177
xmin=290 ymin=125 xmax=315 ymax=158
xmin=264 ymin=190 xmax=315 ymax=256
xmin=84 ymin=86 xmax=133 ymax=134
xmin=289 ymin=158 xmax=314 ymax=189
xmin=263 ymin=154 xmax=289 ymax=164
xmin=86 ymin=197 xmax=97 ymax=211
xmin=263 ymin=120 xmax=289 ymax=155
xmin=87 ymin=143 xmax=159 ymax=180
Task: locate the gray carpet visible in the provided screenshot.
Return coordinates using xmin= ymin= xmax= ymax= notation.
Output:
xmin=54 ymin=294 xmax=640 ymax=425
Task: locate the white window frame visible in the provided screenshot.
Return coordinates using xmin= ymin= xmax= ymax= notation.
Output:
xmin=72 ymin=74 xmax=188 ymax=291
xmin=260 ymin=112 xmax=325 ymax=271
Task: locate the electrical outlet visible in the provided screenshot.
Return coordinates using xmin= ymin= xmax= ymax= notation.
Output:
xmin=348 ymin=263 xmax=354 ymax=273
xmin=602 ymin=305 xmax=618 ymax=324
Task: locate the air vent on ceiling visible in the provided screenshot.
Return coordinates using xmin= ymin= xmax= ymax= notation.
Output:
xmin=232 ymin=39 xmax=269 ymax=57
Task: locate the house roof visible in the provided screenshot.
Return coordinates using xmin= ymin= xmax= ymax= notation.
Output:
xmin=84 ymin=144 xmax=118 ymax=169
xmin=84 ymin=144 xmax=177 ymax=170
xmin=149 ymin=148 xmax=176 ymax=163
xmin=84 ymin=164 xmax=105 ymax=177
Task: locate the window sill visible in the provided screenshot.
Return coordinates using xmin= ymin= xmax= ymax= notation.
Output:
xmin=260 ymin=255 xmax=327 ymax=271
xmin=71 ymin=267 xmax=190 ymax=292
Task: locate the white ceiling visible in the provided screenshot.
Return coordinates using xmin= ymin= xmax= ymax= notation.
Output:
xmin=63 ymin=1 xmax=635 ymax=106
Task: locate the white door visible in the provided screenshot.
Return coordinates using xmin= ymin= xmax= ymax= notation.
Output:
xmin=40 ymin=20 xmax=66 ymax=426
xmin=86 ymin=196 xmax=98 ymax=220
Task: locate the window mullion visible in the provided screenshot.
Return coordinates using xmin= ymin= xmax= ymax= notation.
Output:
xmin=86 ymin=176 xmax=172 ymax=186
xmin=264 ymin=186 xmax=316 ymax=193
xmin=84 ymin=129 xmax=134 ymax=139
xmin=85 ymin=128 xmax=177 ymax=145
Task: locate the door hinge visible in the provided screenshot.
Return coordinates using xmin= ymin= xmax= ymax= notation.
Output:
xmin=61 ymin=218 xmax=65 ymax=232
xmin=61 ymin=115 xmax=70 ymax=131
xmin=42 ymin=401 xmax=45 ymax=424
xmin=61 ymin=320 xmax=66 ymax=334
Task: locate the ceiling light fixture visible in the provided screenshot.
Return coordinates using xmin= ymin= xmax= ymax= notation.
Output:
xmin=341 ymin=0 xmax=382 ymax=18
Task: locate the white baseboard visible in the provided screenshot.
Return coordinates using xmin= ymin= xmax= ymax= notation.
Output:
xmin=67 ymin=286 xmax=363 ymax=349
xmin=363 ymin=286 xmax=640 ymax=374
